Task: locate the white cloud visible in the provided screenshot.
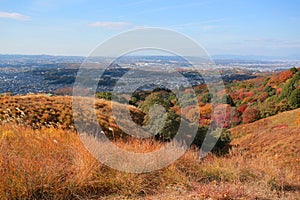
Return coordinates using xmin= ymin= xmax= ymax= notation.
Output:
xmin=0 ymin=11 xmax=31 ymax=21
xmin=88 ymin=21 xmax=131 ymax=29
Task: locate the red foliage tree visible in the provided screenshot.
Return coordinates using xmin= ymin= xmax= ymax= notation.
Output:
xmin=237 ymin=104 xmax=247 ymax=114
xmin=276 ymin=88 xmax=282 ymax=95
xmin=237 ymin=91 xmax=254 ymax=100
xmin=184 ymin=88 xmax=191 ymax=94
xmin=242 ymin=108 xmax=260 ymax=123
xmin=211 ymin=104 xmax=241 ymax=128
xmin=257 ymin=92 xmax=268 ymax=102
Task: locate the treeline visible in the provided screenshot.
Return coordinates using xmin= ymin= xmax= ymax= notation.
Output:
xmin=94 ymin=67 xmax=299 ymax=152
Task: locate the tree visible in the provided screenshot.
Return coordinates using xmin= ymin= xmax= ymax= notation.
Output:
xmin=212 ymin=128 xmax=231 ymax=155
xmin=263 ymin=86 xmax=276 ymax=96
xmin=178 ymin=92 xmax=197 ymax=108
xmin=201 ymin=93 xmax=212 ymax=103
xmin=290 ymin=67 xmax=298 ymax=74
xmin=262 ymin=77 xmax=270 ymax=86
xmin=257 ymin=92 xmax=268 ymax=102
xmin=95 ymin=92 xmax=112 ymax=100
xmin=289 ymin=89 xmax=300 ymax=108
xmin=280 ymin=72 xmax=300 ymax=100
xmin=153 ymin=110 xmax=181 ymax=141
xmin=279 ymin=70 xmax=293 ymax=82
xmin=139 ymin=92 xmax=180 ymax=141
xmin=221 ymin=94 xmax=235 ymax=106
xmin=237 ymin=104 xmax=247 ymax=114
xmin=139 ymin=92 xmax=172 ymax=113
xmin=242 ymin=107 xmax=260 ymax=123
xmin=192 ymin=126 xmax=208 ymax=147
xmin=211 ymin=104 xmax=240 ymax=128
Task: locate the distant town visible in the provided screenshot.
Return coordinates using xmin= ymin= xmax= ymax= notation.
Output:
xmin=0 ymin=54 xmax=299 ymax=95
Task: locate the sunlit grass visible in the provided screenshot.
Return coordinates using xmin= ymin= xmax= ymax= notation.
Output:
xmin=0 ymin=121 xmax=299 ymax=199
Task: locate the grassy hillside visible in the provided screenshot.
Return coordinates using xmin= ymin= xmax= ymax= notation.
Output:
xmin=229 ymin=108 xmax=300 ymax=192
xmin=0 ymin=109 xmax=299 ymax=199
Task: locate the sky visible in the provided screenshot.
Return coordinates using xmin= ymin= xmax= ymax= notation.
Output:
xmin=0 ymin=0 xmax=300 ymax=57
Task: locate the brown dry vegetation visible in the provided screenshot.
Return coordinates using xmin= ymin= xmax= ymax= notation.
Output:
xmin=0 ymin=95 xmax=299 ymax=199
xmin=0 ymin=94 xmax=144 ymax=138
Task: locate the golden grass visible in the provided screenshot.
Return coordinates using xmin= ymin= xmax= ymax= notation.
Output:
xmin=0 ymin=122 xmax=299 ymax=199
xmin=0 ymin=94 xmax=145 ymax=138
xmin=230 ymin=108 xmax=300 ymax=171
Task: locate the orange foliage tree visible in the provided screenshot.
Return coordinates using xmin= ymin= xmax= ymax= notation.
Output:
xmin=278 ymin=70 xmax=294 ymax=82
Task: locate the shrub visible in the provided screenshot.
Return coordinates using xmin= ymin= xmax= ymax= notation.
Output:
xmin=192 ymin=127 xmax=231 ymax=155
xmin=275 ymin=99 xmax=291 ymax=113
xmin=95 ymin=92 xmax=112 ymax=100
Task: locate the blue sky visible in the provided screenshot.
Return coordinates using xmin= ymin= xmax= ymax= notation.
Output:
xmin=0 ymin=0 xmax=300 ymax=56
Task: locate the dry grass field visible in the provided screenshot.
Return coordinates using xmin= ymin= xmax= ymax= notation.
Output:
xmin=0 ymin=95 xmax=299 ymax=199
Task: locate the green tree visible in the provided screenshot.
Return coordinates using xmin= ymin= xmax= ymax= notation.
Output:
xmin=139 ymin=92 xmax=172 ymax=113
xmin=262 ymin=77 xmax=270 ymax=86
xmin=95 ymin=92 xmax=112 ymax=100
xmin=280 ymin=71 xmax=300 ymax=100
xmin=201 ymin=93 xmax=212 ymax=103
xmin=289 ymin=89 xmax=300 ymax=108
xmin=263 ymin=86 xmax=276 ymax=96
xmin=290 ymin=67 xmax=298 ymax=74
xmin=221 ymin=94 xmax=235 ymax=106
xmin=139 ymin=91 xmax=180 ymax=141
xmin=152 ymin=110 xmax=181 ymax=141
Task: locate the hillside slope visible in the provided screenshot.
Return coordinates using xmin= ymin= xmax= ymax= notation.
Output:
xmin=0 ymin=97 xmax=299 ymax=199
xmin=230 ymin=108 xmax=300 ymax=184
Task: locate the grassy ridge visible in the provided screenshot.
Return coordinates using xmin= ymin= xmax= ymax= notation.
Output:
xmin=0 ymin=94 xmax=145 ymax=138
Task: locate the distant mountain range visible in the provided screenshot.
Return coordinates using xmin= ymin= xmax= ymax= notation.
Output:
xmin=1 ymin=54 xmax=300 ymax=62
xmin=211 ymin=54 xmax=300 ymax=61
